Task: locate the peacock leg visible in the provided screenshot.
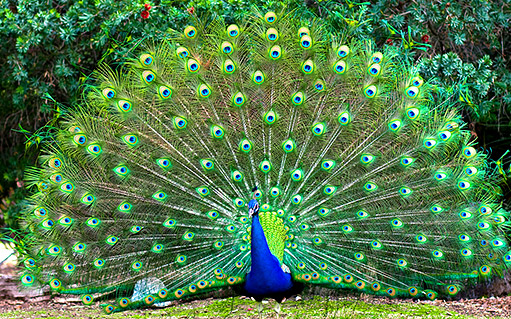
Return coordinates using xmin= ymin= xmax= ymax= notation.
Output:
xmin=273 ymin=301 xmax=281 ymax=319
xmin=257 ymin=301 xmax=263 ymax=319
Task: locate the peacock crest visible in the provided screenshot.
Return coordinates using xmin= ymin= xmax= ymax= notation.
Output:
xmin=15 ymin=9 xmax=510 ymax=314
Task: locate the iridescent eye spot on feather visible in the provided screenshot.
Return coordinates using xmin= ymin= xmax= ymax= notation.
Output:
xmin=152 ymin=191 xmax=167 ymax=201
xmin=131 ymin=261 xmax=142 ymax=271
xmin=86 ymin=217 xmax=100 ymax=228
xmin=239 ymin=138 xmax=252 ymax=152
xmin=400 ymin=156 xmax=414 ymax=167
xmin=371 ymin=240 xmax=382 ymax=249
xmin=198 ymin=84 xmax=211 ymax=98
xmin=81 ymin=193 xmax=96 ymax=205
xmin=300 ymin=35 xmax=312 ymax=49
xmin=269 ymin=45 xmax=281 ymax=60
xmin=163 ymin=219 xmax=176 ymax=228
xmin=372 ymin=282 xmax=381 ymax=291
xmin=130 ymin=225 xmax=142 ymax=233
xmin=50 ymin=173 xmax=63 ymax=184
xmin=113 ymin=165 xmax=130 ymax=177
xmin=357 ymin=210 xmax=369 ymax=219
xmin=447 ymin=285 xmax=458 ymax=296
xmin=368 ymin=64 xmax=381 ymax=76
xmin=140 ymin=54 xmax=153 ymax=66
xmin=462 ymin=146 xmax=477 ymax=159
xmin=464 ymin=166 xmax=478 ymax=176
xmin=302 ymin=60 xmax=314 ymax=74
xmin=321 ymin=159 xmax=336 ymax=171
xmin=282 ymin=138 xmax=296 ymax=153
xmin=438 ymin=130 xmax=452 ymax=141
xmin=223 ymin=59 xmax=236 ymax=74
xmin=152 ymin=244 xmax=163 ymax=253
xmin=227 ymin=24 xmax=240 ymax=38
xmin=158 ymin=86 xmax=172 ymax=99
xmin=313 ymin=237 xmax=323 ymax=245
xmin=342 ymin=224 xmax=353 ymax=233
xmin=73 ymin=134 xmax=87 ymax=146
xmin=119 ymin=298 xmax=130 ymax=308
xmin=434 ymin=171 xmax=447 ymax=181
xmin=117 ymin=100 xmax=132 ymax=112
xmin=291 ymin=168 xmax=303 ymax=182
xmin=323 ymin=185 xmax=337 ymax=195
xmin=344 ymin=274 xmax=353 ymax=283
xmin=314 ymin=79 xmax=325 ymax=92
xmin=408 ymin=287 xmax=419 ymax=296
xmin=423 ymin=138 xmax=437 ymax=149
xmin=270 ymin=187 xmax=280 ymax=197
xmin=292 ymin=194 xmax=302 ymax=205
xmin=479 ymin=205 xmax=492 ymax=216
xmin=24 ymin=258 xmax=36 ymax=269
xmin=504 ymin=252 xmax=511 ymax=263
xmin=388 ymin=119 xmax=402 ymax=132
xmin=41 ymin=218 xmax=54 ymax=229
xmin=312 ymin=122 xmax=326 ymax=136
xmin=292 ymin=92 xmax=304 ymax=105
xmin=196 ymin=187 xmax=210 ymax=197
xmin=221 ymin=41 xmax=234 ymax=55
xmin=231 ymin=170 xmax=243 ymax=182
xmin=173 ymin=117 xmax=187 ymax=130
xmin=458 ymin=233 xmax=471 ymax=242
xmin=158 ymin=289 xmax=168 ymax=298
xmin=265 ymin=11 xmax=277 ymax=23
xmin=232 ymin=92 xmax=245 ymax=106
xmin=354 ymin=252 xmax=364 ymax=261
xmin=397 ymin=259 xmax=407 ymax=267
xmin=142 ymin=70 xmax=155 ymax=84
xmin=491 ymin=238 xmax=505 ymax=248
xmin=399 ymin=186 xmax=412 ymax=197
xmin=184 ymin=26 xmax=197 ymax=39
xmin=364 ymin=85 xmax=377 ymax=99
xmin=371 ymin=52 xmax=383 ymax=64
xmin=118 ymin=201 xmax=132 ymax=213
xmin=298 ymin=27 xmax=310 ymax=37
xmin=264 ymin=110 xmax=277 ymax=125
xmin=337 ymin=45 xmax=350 ymax=58
xmin=459 ymin=210 xmax=472 ymax=219
xmin=338 ymin=111 xmax=351 ymax=125
xmin=73 ymin=242 xmax=87 ymax=253
xmin=364 ymin=182 xmax=378 ymax=192
xmin=104 ymin=305 xmax=115 ymax=314
xmin=187 ymin=59 xmax=200 ymax=73
xmin=411 ymin=76 xmax=424 ymax=88
xmin=360 ymin=154 xmax=374 ymax=165
xmin=415 ymin=235 xmax=427 ymax=243
xmin=477 ymin=221 xmax=491 ymax=231
xmin=430 ymin=204 xmax=443 ymax=214
xmin=82 ymin=294 xmax=94 ymax=305
xmin=405 ymin=86 xmax=419 ymax=98
xmin=333 ymin=61 xmax=346 ymax=74
xmin=457 ymin=180 xmax=471 ymax=190
xmin=102 ymin=88 xmax=116 ymax=100
xmin=106 ymin=236 xmax=118 ymax=245
xmin=156 ymin=158 xmax=172 ymax=170
xmin=60 ymin=181 xmax=75 ymax=193
xmin=34 ymin=207 xmax=48 ymax=218
xmin=406 ymin=107 xmax=420 ymax=120
xmin=390 ymin=218 xmax=403 ymax=228
xmin=252 ymin=70 xmax=265 ymax=84
xmin=122 ymin=134 xmax=139 ymax=146
xmin=211 ymin=125 xmax=225 ymax=139
xmin=266 ymin=28 xmax=279 ymax=42
xmin=214 ymin=241 xmax=224 ymax=250
xmin=432 ymin=249 xmax=444 ymax=259
xmin=176 ymin=47 xmax=189 ymax=59
xmin=49 ymin=157 xmax=63 ymax=169
xmin=479 ymin=265 xmax=491 ymax=275
xmin=200 ymin=159 xmax=215 ymax=171
xmin=48 ymin=245 xmax=61 ymax=256
xmin=260 ymin=160 xmax=272 ymax=173
xmin=50 ymin=278 xmax=62 ymax=290
xmin=234 ymin=198 xmax=245 ymax=207
xmin=461 ymin=248 xmax=473 ymax=257
xmin=356 ymin=281 xmax=365 ymax=289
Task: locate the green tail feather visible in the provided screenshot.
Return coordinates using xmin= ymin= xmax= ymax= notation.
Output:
xmin=16 ymin=9 xmax=510 ymax=313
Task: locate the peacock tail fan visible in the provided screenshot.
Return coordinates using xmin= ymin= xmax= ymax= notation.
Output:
xmin=17 ymin=9 xmax=510 ymax=314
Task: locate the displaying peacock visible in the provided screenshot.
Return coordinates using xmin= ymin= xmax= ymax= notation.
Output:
xmin=16 ymin=9 xmax=511 ymax=315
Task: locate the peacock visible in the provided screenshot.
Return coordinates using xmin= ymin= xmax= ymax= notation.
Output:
xmin=15 ymin=9 xmax=511 ymax=315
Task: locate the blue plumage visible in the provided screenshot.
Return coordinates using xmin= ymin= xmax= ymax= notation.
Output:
xmin=243 ymin=200 xmax=294 ymax=301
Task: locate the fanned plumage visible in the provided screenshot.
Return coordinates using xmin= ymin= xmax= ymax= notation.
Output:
xmin=17 ymin=9 xmax=510 ymax=313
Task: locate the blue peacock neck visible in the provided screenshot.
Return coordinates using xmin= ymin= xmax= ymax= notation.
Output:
xmin=243 ymin=211 xmax=293 ymax=299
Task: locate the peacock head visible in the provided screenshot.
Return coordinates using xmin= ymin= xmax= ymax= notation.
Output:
xmin=248 ymin=186 xmax=260 ymax=217
xmin=248 ymin=199 xmax=259 ymax=217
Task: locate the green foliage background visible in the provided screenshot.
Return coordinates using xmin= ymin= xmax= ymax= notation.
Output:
xmin=0 ymin=0 xmax=510 ymax=234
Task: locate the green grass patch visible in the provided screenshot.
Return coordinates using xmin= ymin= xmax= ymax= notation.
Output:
xmin=0 ymin=296 xmax=489 ymax=318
